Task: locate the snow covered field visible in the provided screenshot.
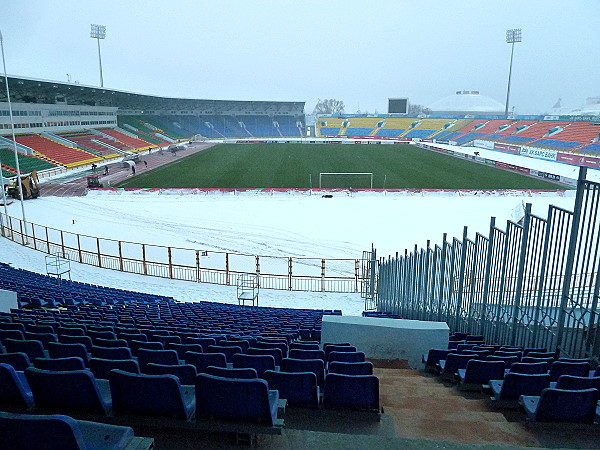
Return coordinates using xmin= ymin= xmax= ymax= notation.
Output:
xmin=0 ymin=145 xmax=593 ymax=316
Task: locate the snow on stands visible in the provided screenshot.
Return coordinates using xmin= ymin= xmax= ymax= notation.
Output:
xmin=0 ymin=143 xmax=594 ymax=315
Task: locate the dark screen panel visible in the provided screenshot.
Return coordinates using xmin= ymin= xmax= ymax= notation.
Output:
xmin=388 ymin=98 xmax=408 ymax=114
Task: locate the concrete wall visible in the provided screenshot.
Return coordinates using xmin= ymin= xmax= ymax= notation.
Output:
xmin=0 ymin=288 xmax=18 ymax=314
xmin=321 ymin=315 xmax=449 ymax=369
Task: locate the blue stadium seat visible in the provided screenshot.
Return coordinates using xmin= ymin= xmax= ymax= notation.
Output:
xmin=205 ymin=366 xmax=258 ymax=379
xmin=328 ymin=351 xmax=365 ymax=364
xmin=548 ymin=361 xmax=590 ymax=382
xmin=508 ymin=362 xmax=548 ymax=375
xmin=4 ymin=338 xmax=46 ymax=361
xmin=184 ymin=351 xmax=227 ymax=374
xmin=91 ymin=346 xmax=132 ymax=360
xmin=289 ymin=342 xmax=319 ymax=351
xmin=220 ymin=339 xmax=250 ymax=353
xmin=422 ymin=348 xmax=451 ymax=372
xmin=195 ymin=373 xmax=280 ymax=425
xmin=0 ymin=352 xmax=32 ymax=371
xmin=207 ymin=345 xmax=242 ymax=363
xmin=0 ymin=363 xmax=34 ymax=409
xmin=328 ymin=361 xmax=374 ymax=376
xmin=166 ymin=343 xmax=203 ymax=359
xmin=109 ymin=369 xmax=195 ymax=420
xmin=47 ymin=342 xmax=89 ymax=364
xmin=232 ymin=353 xmax=275 ymax=377
xmin=289 ymin=349 xmax=325 ymax=361
xmin=137 ymin=349 xmax=179 ymax=371
xmin=34 ymin=357 xmax=86 ymax=372
xmin=145 ymin=363 xmax=197 ymax=385
xmin=246 ymin=347 xmax=283 ymax=365
xmin=263 ymin=370 xmax=319 ymax=407
xmin=0 ymin=411 xmax=137 ymax=450
xmin=59 ymin=335 xmax=93 ymax=352
xmin=89 ymin=358 xmax=140 ymax=380
xmin=553 ymin=375 xmax=600 ymax=391
xmin=281 ymin=358 xmax=325 ymax=388
xmin=323 ymin=373 xmax=379 ymax=412
xmin=129 ymin=340 xmax=164 ymax=356
xmin=519 ymin=388 xmax=599 ymax=424
xmin=24 ymin=367 xmax=111 ymax=415
xmin=457 ymin=360 xmax=505 ymax=389
xmin=490 ymin=373 xmax=550 ymax=407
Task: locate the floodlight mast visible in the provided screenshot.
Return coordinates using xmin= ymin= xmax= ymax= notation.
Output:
xmin=504 ymin=28 xmax=522 ymax=117
xmin=90 ymin=24 xmax=106 ymax=87
xmin=0 ymin=30 xmax=27 ymax=228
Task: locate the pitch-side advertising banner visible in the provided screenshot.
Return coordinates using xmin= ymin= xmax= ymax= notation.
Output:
xmin=473 ymin=139 xmax=494 ymax=150
xmin=520 ymin=147 xmax=558 ymax=161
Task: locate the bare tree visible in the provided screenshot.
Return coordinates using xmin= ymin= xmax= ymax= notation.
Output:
xmin=408 ymin=103 xmax=431 ymax=115
xmin=313 ymin=99 xmax=345 ymax=115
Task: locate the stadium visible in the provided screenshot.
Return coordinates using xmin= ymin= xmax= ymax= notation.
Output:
xmin=1 ymin=2 xmax=600 ymax=448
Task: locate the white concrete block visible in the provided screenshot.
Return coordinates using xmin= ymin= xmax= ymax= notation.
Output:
xmin=321 ymin=315 xmax=449 ymax=369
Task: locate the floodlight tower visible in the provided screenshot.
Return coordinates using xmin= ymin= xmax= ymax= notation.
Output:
xmin=0 ymin=30 xmax=27 ymax=225
xmin=504 ymin=28 xmax=522 ymax=116
xmin=90 ymin=24 xmax=106 ymax=87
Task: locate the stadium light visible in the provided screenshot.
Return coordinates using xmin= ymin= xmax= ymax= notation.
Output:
xmin=504 ymin=28 xmax=522 ymax=116
xmin=0 ymin=29 xmax=28 ymax=227
xmin=90 ymin=24 xmax=106 ymax=87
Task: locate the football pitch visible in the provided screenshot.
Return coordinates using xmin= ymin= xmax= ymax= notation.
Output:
xmin=116 ymin=143 xmax=564 ymax=189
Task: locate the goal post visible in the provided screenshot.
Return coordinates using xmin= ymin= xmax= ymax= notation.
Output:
xmin=319 ymin=172 xmax=373 ymax=189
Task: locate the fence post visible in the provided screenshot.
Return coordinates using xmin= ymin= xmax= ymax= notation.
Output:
xmin=225 ymin=253 xmax=230 ymax=285
xmin=77 ymin=234 xmax=82 ymax=263
xmin=454 ymin=227 xmax=469 ymax=331
xmin=142 ymin=244 xmax=147 ymax=275
xmin=556 ymin=167 xmax=587 ymax=353
xmin=196 ymin=250 xmax=200 ymax=282
xmin=510 ymin=203 xmax=532 ymax=346
xmin=479 ymin=218 xmax=496 ymax=337
xmin=354 ymin=259 xmax=359 ymax=294
xmin=45 ymin=226 xmax=49 ymax=254
xmin=96 ymin=238 xmax=102 ymax=267
xmin=288 ymin=258 xmax=293 ymax=291
xmin=436 ymin=233 xmax=448 ymax=322
xmin=118 ymin=241 xmax=124 ymax=272
xmin=60 ymin=230 xmax=65 ymax=259
xmin=168 ymin=247 xmax=173 ymax=279
xmin=32 ymin=225 xmax=37 ymax=251
xmin=321 ymin=259 xmax=326 ymax=292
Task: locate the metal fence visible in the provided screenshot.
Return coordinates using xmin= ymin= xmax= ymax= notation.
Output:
xmin=0 ymin=213 xmax=363 ymax=294
xmin=376 ymin=167 xmax=600 ymax=359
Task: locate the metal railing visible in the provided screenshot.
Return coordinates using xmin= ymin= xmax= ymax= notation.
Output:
xmin=375 ymin=167 xmax=600 ymax=359
xmin=0 ymin=214 xmax=363 ymax=294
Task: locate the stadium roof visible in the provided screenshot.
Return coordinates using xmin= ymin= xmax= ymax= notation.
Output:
xmin=0 ymin=75 xmax=305 ymax=115
xmin=428 ymin=90 xmax=505 ymax=115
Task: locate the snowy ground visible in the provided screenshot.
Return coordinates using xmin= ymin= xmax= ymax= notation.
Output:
xmin=1 ymin=144 xmax=593 ymax=316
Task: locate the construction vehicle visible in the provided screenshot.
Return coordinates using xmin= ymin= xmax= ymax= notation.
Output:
xmin=6 ymin=170 xmax=40 ymax=200
xmin=86 ymin=175 xmax=103 ymax=188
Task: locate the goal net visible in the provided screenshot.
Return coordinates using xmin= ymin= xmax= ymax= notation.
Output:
xmin=319 ymin=172 xmax=373 ymax=189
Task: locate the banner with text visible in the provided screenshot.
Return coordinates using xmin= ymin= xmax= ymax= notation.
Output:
xmin=520 ymin=147 xmax=558 ymax=161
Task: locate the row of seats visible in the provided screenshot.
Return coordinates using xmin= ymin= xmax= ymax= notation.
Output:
xmin=423 ymin=333 xmax=600 ymax=424
xmin=318 ymin=118 xmax=600 ymax=153
xmin=57 ymin=131 xmax=127 ymax=156
xmin=0 ymin=147 xmax=57 ymax=174
xmin=13 ymin=134 xmax=102 ymax=167
xmin=0 ymin=410 xmax=151 ymax=450
xmin=0 ymin=263 xmax=173 ymax=307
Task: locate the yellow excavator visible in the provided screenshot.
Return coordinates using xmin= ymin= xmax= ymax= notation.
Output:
xmin=6 ymin=170 xmax=40 ymax=200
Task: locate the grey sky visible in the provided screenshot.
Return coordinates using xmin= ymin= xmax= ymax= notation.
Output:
xmin=1 ymin=0 xmax=598 ymax=114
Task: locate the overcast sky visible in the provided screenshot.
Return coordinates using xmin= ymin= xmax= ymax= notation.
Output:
xmin=1 ymin=0 xmax=598 ymax=114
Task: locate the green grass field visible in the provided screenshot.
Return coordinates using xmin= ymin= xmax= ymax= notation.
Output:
xmin=116 ymin=143 xmax=565 ymax=189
